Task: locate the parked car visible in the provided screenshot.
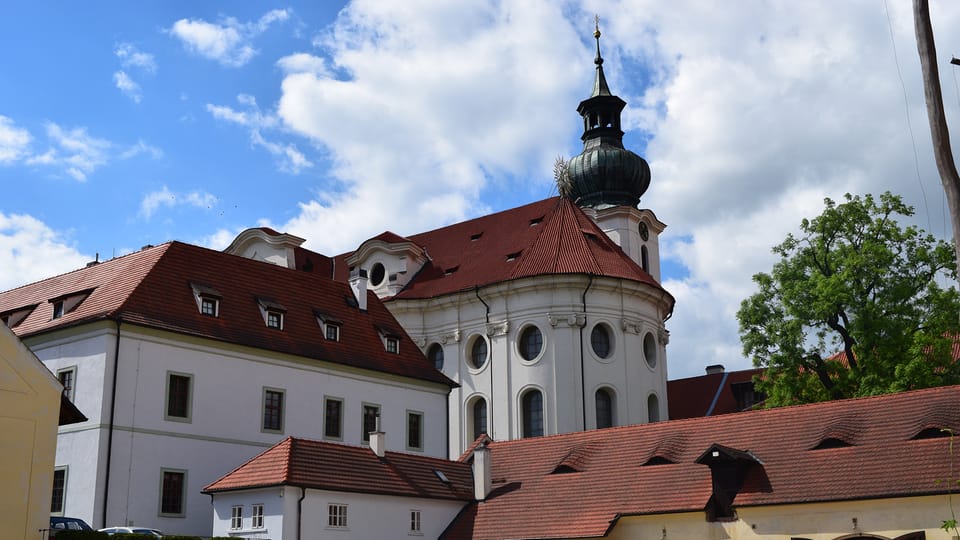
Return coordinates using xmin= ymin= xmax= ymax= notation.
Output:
xmin=48 ymin=516 xmax=93 ymax=537
xmin=99 ymin=527 xmax=163 ymax=537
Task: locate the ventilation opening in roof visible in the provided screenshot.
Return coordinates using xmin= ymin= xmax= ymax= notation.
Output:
xmin=444 ymin=266 xmax=459 ymax=275
xmin=811 ymin=437 xmax=852 ymax=450
xmin=529 ymin=217 xmax=543 ymax=226
xmin=506 ymin=251 xmax=522 ymax=262
xmin=642 ymin=456 xmax=675 ymax=466
xmin=551 ymin=464 xmax=580 ymax=474
xmin=470 ymin=233 xmax=483 ymax=241
xmin=912 ymin=427 xmax=952 ymax=440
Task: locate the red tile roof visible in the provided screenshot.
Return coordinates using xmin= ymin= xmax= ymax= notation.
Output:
xmin=336 ymin=198 xmax=673 ymax=309
xmin=0 ymin=242 xmax=453 ymax=386
xmin=442 ymin=385 xmax=960 ymax=540
xmin=667 ymin=368 xmax=764 ymax=419
xmin=203 ymin=436 xmax=474 ymax=501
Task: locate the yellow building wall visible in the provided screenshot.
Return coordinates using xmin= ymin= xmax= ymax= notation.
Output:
xmin=606 ymin=496 xmax=956 ymax=540
xmin=0 ymin=324 xmax=62 ymax=540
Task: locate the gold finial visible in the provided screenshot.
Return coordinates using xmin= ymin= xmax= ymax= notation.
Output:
xmin=594 ymin=15 xmax=601 ymax=39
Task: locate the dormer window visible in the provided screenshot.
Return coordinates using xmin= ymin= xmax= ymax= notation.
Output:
xmin=256 ymin=297 xmax=286 ymax=330
xmin=376 ymin=324 xmax=401 ymax=354
xmin=2 ymin=304 xmax=38 ymax=328
xmin=506 ymin=251 xmax=521 ymax=262
xmin=52 ymin=301 xmax=64 ymax=319
xmin=190 ymin=282 xmax=222 ymax=317
xmin=315 ymin=310 xmax=343 ymax=342
xmin=470 ymin=233 xmax=483 ymax=241
xmin=48 ymin=289 xmax=94 ymax=321
xmin=386 ymin=337 xmax=399 ymax=354
xmin=326 ymin=324 xmax=341 ymax=341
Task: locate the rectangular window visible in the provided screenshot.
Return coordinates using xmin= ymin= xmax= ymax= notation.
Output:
xmin=52 ymin=301 xmax=64 ymax=319
xmin=324 ymin=397 xmax=343 ymax=440
xmin=267 ymin=310 xmax=283 ymax=329
xmin=410 ymin=509 xmax=421 ymax=533
xmin=263 ymin=388 xmax=285 ymax=432
xmin=230 ymin=506 xmax=243 ymax=530
xmin=325 ymin=323 xmax=340 ymax=341
xmin=51 ymin=467 xmax=67 ymax=514
xmin=362 ymin=404 xmax=380 ymax=443
xmin=328 ymin=503 xmax=348 ymax=528
xmin=406 ymin=411 xmax=423 ymax=451
xmin=57 ymin=367 xmax=76 ymax=402
xmin=252 ymin=503 xmax=264 ymax=529
xmin=165 ymin=372 xmax=192 ymax=421
xmin=386 ymin=337 xmax=399 ymax=354
xmin=160 ymin=469 xmax=186 ymax=516
xmin=200 ymin=296 xmax=218 ymax=317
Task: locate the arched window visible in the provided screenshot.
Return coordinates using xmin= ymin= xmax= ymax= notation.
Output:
xmin=595 ymin=388 xmax=614 ymax=429
xmin=427 ymin=343 xmax=444 ymax=370
xmin=647 ymin=393 xmax=660 ymax=423
xmin=521 ymin=389 xmax=544 ymax=438
xmin=643 ymin=332 xmax=657 ymax=369
xmin=472 ymin=398 xmax=487 ymax=441
xmin=470 ymin=337 xmax=488 ymax=369
xmin=591 ymin=324 xmax=611 ymax=359
xmin=641 ymin=245 xmax=649 ymax=273
xmin=518 ymin=326 xmax=543 ymax=361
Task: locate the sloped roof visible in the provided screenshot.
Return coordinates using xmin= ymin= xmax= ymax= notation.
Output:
xmin=667 ymin=367 xmax=764 ymax=419
xmin=335 ymin=197 xmax=672 ymax=307
xmin=203 ymin=436 xmax=474 ymax=501
xmin=442 ymin=385 xmax=960 ymax=540
xmin=0 ymin=242 xmax=452 ymax=386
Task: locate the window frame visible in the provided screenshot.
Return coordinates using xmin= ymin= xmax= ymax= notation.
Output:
xmin=251 ymin=503 xmax=264 ymax=529
xmin=164 ymin=371 xmax=193 ymax=423
xmin=262 ymin=387 xmax=285 ymax=433
xmin=51 ymin=466 xmax=68 ymax=515
xmin=406 ymin=410 xmax=424 ymax=452
xmin=327 ymin=503 xmax=348 ymax=529
xmin=230 ymin=505 xmax=243 ymax=530
xmin=471 ymin=397 xmax=488 ymax=442
xmin=158 ymin=468 xmax=187 ymax=517
xmin=427 ymin=343 xmax=444 ymax=370
xmin=57 ymin=366 xmax=77 ymax=402
xmin=200 ymin=296 xmax=219 ymax=317
xmin=643 ymin=332 xmax=658 ymax=369
xmin=518 ymin=325 xmax=544 ymax=362
xmin=362 ymin=403 xmax=381 ymax=444
xmin=469 ymin=335 xmax=488 ymax=370
xmin=385 ymin=336 xmax=399 ymax=354
xmin=595 ymin=387 xmax=615 ymax=429
xmin=590 ymin=324 xmax=613 ymax=360
xmin=521 ymin=389 xmax=545 ymax=438
xmin=325 ymin=323 xmax=341 ymax=342
xmin=410 ymin=509 xmax=422 ymax=534
xmin=266 ymin=310 xmax=284 ymax=330
xmin=324 ymin=396 xmax=344 ymax=441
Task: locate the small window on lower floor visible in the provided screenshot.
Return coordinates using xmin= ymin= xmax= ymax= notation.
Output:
xmin=328 ymin=503 xmax=348 ymax=528
xmin=362 ymin=404 xmax=381 ymax=443
xmin=324 ymin=397 xmax=343 ymax=440
xmin=262 ymin=388 xmax=285 ymax=433
xmin=57 ymin=367 xmax=76 ymax=402
xmin=160 ymin=469 xmax=186 ymax=516
xmin=410 ymin=509 xmax=422 ymax=533
xmin=252 ymin=503 xmax=264 ymax=529
xmin=407 ymin=411 xmax=423 ymax=451
xmin=230 ymin=506 xmax=243 ymax=530
xmin=51 ymin=467 xmax=67 ymax=514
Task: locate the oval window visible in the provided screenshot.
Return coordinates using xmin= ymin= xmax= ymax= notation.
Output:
xmin=370 ymin=262 xmax=386 ymax=287
xmin=518 ymin=326 xmax=543 ymax=361
xmin=591 ymin=324 xmax=611 ymax=359
xmin=470 ymin=337 xmax=488 ymax=369
xmin=643 ymin=332 xmax=657 ymax=369
xmin=428 ymin=343 xmax=444 ymax=371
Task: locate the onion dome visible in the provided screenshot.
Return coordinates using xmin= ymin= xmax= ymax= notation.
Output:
xmin=559 ymin=20 xmax=650 ymax=208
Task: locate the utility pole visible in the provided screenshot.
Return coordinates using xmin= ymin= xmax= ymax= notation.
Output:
xmin=913 ymin=0 xmax=960 ymax=278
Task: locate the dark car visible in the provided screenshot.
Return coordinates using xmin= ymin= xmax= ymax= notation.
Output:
xmin=48 ymin=516 xmax=93 ymax=537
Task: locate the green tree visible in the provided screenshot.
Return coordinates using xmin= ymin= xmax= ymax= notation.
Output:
xmin=738 ymin=192 xmax=960 ymax=406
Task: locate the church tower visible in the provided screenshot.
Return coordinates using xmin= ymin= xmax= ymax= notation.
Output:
xmin=558 ymin=20 xmax=666 ymax=282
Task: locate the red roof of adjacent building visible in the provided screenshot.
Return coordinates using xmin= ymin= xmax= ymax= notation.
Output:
xmin=667 ymin=367 xmax=765 ymax=419
xmin=442 ymin=385 xmax=960 ymax=540
xmin=0 ymin=242 xmax=453 ymax=385
xmin=335 ymin=197 xmax=673 ymax=309
xmin=203 ymin=436 xmax=474 ymax=501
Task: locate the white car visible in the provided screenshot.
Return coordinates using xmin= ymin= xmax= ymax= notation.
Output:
xmin=98 ymin=527 xmax=163 ymax=538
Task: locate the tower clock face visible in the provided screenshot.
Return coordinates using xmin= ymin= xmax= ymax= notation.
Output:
xmin=639 ymin=221 xmax=649 ymax=241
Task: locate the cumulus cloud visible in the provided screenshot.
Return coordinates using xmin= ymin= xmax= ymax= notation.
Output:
xmin=0 ymin=213 xmax=90 ymax=291
xmin=115 ymin=42 xmax=157 ymax=73
xmin=0 ymin=116 xmax=32 ymax=163
xmin=206 ymin=94 xmax=311 ymax=173
xmin=276 ymin=53 xmax=329 ymax=76
xmin=169 ymin=9 xmax=291 ymax=67
xmin=140 ymin=186 xmax=218 ymax=219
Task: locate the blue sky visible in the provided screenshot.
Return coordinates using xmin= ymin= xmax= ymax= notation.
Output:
xmin=2 ymin=1 xmax=960 ymax=378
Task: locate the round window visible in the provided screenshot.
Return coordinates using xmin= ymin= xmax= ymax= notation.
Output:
xmin=428 ymin=343 xmax=444 ymax=371
xmin=470 ymin=337 xmax=488 ymax=369
xmin=370 ymin=262 xmax=386 ymax=287
xmin=518 ymin=326 xmax=543 ymax=361
xmin=643 ymin=332 xmax=657 ymax=369
xmin=591 ymin=324 xmax=611 ymax=359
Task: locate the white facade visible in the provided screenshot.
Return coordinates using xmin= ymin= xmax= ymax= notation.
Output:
xmin=211 ymin=485 xmax=466 ymax=540
xmin=30 ymin=321 xmax=450 ymax=536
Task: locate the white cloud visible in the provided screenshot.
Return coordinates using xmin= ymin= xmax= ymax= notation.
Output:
xmin=114 ymin=42 xmax=157 ymax=73
xmin=0 ymin=116 xmax=32 ymax=163
xmin=139 ymin=186 xmax=217 ymax=219
xmin=169 ymin=9 xmax=291 ymax=67
xmin=207 ymin=94 xmax=310 ymax=173
xmin=0 ymin=213 xmax=90 ymax=291
xmin=119 ymin=139 xmax=163 ymax=160
xmin=26 ymin=123 xmax=112 ymax=182
xmin=276 ymin=53 xmax=328 ymax=76
xmin=114 ymin=71 xmax=142 ymax=103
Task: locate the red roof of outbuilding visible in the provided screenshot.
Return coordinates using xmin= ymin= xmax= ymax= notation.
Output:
xmin=336 ymin=198 xmax=673 ymax=309
xmin=0 ymin=242 xmax=452 ymax=385
xmin=203 ymin=436 xmax=474 ymax=501
xmin=442 ymin=385 xmax=960 ymax=540
xmin=667 ymin=368 xmax=765 ymax=419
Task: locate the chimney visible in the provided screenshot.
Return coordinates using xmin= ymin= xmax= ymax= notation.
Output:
xmin=369 ymin=414 xmax=385 ymax=458
xmin=705 ymin=364 xmax=725 ymax=375
xmin=349 ymin=268 xmax=369 ymax=311
xmin=473 ymin=440 xmax=492 ymax=501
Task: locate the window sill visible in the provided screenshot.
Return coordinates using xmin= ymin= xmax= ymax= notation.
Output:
xmin=227 ymin=528 xmax=269 ymax=536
